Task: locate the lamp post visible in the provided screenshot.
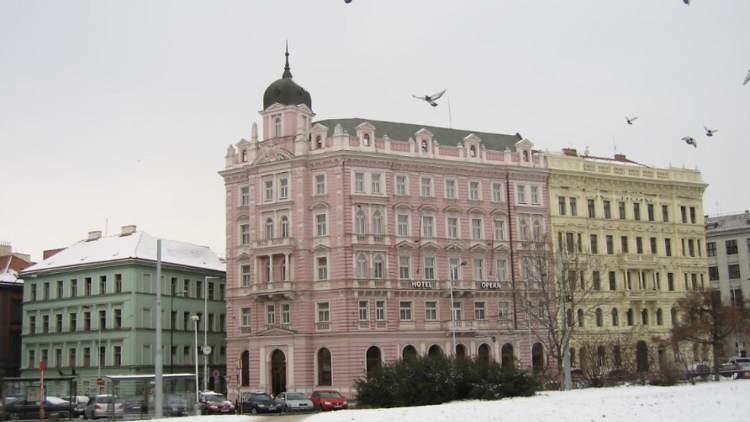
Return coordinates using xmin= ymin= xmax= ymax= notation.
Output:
xmin=191 ymin=315 xmax=200 ymax=401
xmin=170 ymin=290 xmax=187 ymax=374
xmin=203 ymin=276 xmax=221 ymax=391
xmin=83 ymin=305 xmax=102 ymax=393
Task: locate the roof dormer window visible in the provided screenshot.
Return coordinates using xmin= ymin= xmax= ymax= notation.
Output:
xmin=241 ymin=150 xmax=248 ymax=163
xmin=274 ymin=117 xmax=282 ymax=138
xmin=316 ymin=136 xmax=323 ymax=149
xmin=523 ymin=150 xmax=529 ymax=162
xmin=421 ymin=140 xmax=428 ymax=152
xmin=470 ymin=146 xmax=476 ymax=157
xmin=363 ymin=134 xmax=370 ymax=146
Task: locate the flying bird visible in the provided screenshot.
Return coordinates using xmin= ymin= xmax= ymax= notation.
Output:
xmin=626 ymin=116 xmax=638 ymax=125
xmin=345 ymin=0 xmax=352 ymax=3
xmin=683 ymin=0 xmax=690 ymax=5
xmin=682 ymin=136 xmax=697 ymax=148
xmin=744 ymin=70 xmax=750 ymax=85
xmin=413 ymin=89 xmax=446 ymax=107
xmin=703 ymin=126 xmax=718 ymax=137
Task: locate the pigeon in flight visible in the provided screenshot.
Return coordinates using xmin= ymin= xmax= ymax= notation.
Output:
xmin=683 ymin=0 xmax=690 ymax=5
xmin=703 ymin=126 xmax=718 ymax=137
xmin=682 ymin=136 xmax=697 ymax=148
xmin=744 ymin=70 xmax=750 ymax=86
xmin=626 ymin=116 xmax=638 ymax=125
xmin=413 ymin=89 xmax=446 ymax=107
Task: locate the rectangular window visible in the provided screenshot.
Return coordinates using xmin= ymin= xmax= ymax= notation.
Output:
xmin=316 ymin=303 xmax=330 ymax=323
xmin=55 ymin=314 xmax=62 ymax=333
xmin=115 ymin=274 xmax=122 ymax=293
xmin=592 ymin=271 xmax=601 ymax=290
xmin=706 ymin=242 xmax=716 ymax=257
xmin=531 ymin=186 xmax=539 ymax=205
xmin=425 ymin=301 xmax=438 ymax=321
xmin=265 ymin=180 xmax=273 ymax=201
xmin=565 ymin=232 xmax=574 ymax=253
xmin=590 ymin=234 xmax=598 ymax=254
xmin=376 ymin=301 xmax=385 ymax=321
xmin=621 ymin=236 xmax=629 ymax=253
xmin=99 ymin=275 xmax=107 ymax=295
xmin=708 ymin=266 xmax=719 ymax=281
xmin=665 ymin=238 xmax=672 ymax=256
xmin=317 ymin=257 xmax=328 ymax=280
xmin=399 ymin=256 xmax=411 ymax=279
xmin=494 ymin=220 xmax=505 ymax=241
xmin=726 ymin=239 xmax=738 ymax=255
xmin=396 ymin=175 xmax=407 ymax=195
xmin=492 ymin=183 xmax=502 ymax=202
xmin=241 ymin=186 xmax=250 ymax=206
xmin=43 ymin=282 xmax=50 ymax=300
xmin=448 ymin=217 xmax=458 ymax=239
xmin=372 ymin=173 xmax=381 ymax=193
xmin=498 ymin=302 xmax=509 ymax=321
xmin=422 ymin=216 xmax=434 ymax=237
xmin=99 ymin=310 xmax=107 ymax=330
xmin=69 ymin=313 xmax=77 ymax=332
xmin=647 ymin=204 xmax=655 ymax=221
xmin=114 ymin=346 xmax=122 ymax=366
xmin=241 ymin=265 xmax=250 ymax=287
xmin=473 ymin=258 xmax=484 ymax=281
xmin=208 ymin=282 xmax=215 ymax=300
xmin=266 ymin=305 xmax=276 ymax=325
xmin=558 ymin=197 xmax=566 ymax=215
xmin=681 ymin=206 xmax=687 ymax=223
xmin=728 ymin=264 xmax=741 ymax=279
xmin=688 ymin=239 xmax=695 ymax=257
xmin=315 ymin=175 xmax=326 ymax=195
xmin=114 ymin=309 xmax=122 ymax=328
xmin=474 ymin=301 xmax=486 ymax=320
xmin=446 ymin=179 xmax=456 ymax=199
xmin=316 ymin=214 xmax=327 ymax=236
xmin=618 ymin=202 xmax=626 ymax=219
xmin=424 ymin=257 xmax=435 ymax=280
xmin=517 ymin=185 xmax=526 ymax=203
xmin=471 ymin=218 xmax=482 ymax=240
xmin=662 ymin=205 xmax=669 ymax=222
xmin=355 ymin=172 xmax=364 ymax=192
xmin=451 ymin=301 xmax=462 ymax=321
xmin=608 ymin=271 xmax=616 ymax=290
xmin=279 ymin=178 xmax=288 ymax=199
xmin=588 ymin=199 xmax=595 ymax=218
xmin=281 ymin=304 xmax=290 ymax=325
xmin=196 ymin=280 xmax=203 ymax=299
xmin=398 ymin=215 xmax=409 ymax=236
xmin=636 ymin=237 xmax=643 ymax=254
xmin=449 ymin=258 xmax=459 ymax=281
xmin=241 ymin=308 xmax=251 ymax=326
xmin=569 ymin=198 xmax=577 ymax=216
xmin=421 ymin=178 xmax=432 ymax=197
xmin=603 ymin=200 xmax=611 ymax=219
xmin=650 ymin=237 xmax=657 ymax=255
xmin=470 ymin=181 xmax=480 ymax=200
xmin=57 ymin=280 xmax=63 ymax=298
xmin=399 ymin=301 xmax=413 ymax=321
xmin=241 ymin=224 xmax=250 ymax=245
xmin=496 ymin=259 xmax=507 ymax=281
xmin=690 ymin=207 xmax=696 ymax=224
xmin=668 ymin=273 xmax=674 ymax=291
xmin=70 ymin=279 xmax=77 ymax=297
xmin=358 ymin=300 xmax=369 ymax=321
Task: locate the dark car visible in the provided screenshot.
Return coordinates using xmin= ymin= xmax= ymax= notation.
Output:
xmin=237 ymin=392 xmax=282 ymax=415
xmin=199 ymin=392 xmax=234 ymax=415
xmin=163 ymin=394 xmax=189 ymax=417
xmin=122 ymin=395 xmax=147 ymax=416
xmin=4 ymin=396 xmax=72 ymax=421
xmin=310 ymin=390 xmax=348 ymax=411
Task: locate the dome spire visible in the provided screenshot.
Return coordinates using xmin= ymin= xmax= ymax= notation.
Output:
xmin=283 ymin=40 xmax=293 ymax=79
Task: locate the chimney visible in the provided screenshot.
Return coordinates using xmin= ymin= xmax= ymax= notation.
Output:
xmin=88 ymin=231 xmax=102 ymax=241
xmin=43 ymin=248 xmax=65 ymax=260
xmin=614 ymin=153 xmax=627 ymax=162
xmin=121 ymin=225 xmax=137 ymax=236
xmin=562 ymin=148 xmax=578 ymax=157
xmin=0 ymin=242 xmax=11 ymax=257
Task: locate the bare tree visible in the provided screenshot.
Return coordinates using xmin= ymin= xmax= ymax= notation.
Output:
xmin=670 ymin=290 xmax=750 ymax=380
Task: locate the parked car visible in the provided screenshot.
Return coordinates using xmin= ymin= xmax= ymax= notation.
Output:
xmin=199 ymin=392 xmax=234 ymax=415
xmin=163 ymin=394 xmax=189 ymax=417
xmin=237 ymin=392 xmax=282 ymax=415
xmin=684 ymin=364 xmax=711 ymax=380
xmin=275 ymin=392 xmax=313 ymax=413
xmin=4 ymin=396 xmax=72 ymax=421
xmin=309 ymin=390 xmax=348 ymax=411
xmin=61 ymin=396 xmax=89 ymax=418
xmin=727 ymin=357 xmax=750 ymax=368
xmin=84 ymin=395 xmax=123 ymax=419
xmin=122 ymin=395 xmax=147 ymax=416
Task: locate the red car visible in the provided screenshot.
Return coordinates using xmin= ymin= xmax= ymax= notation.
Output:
xmin=310 ymin=390 xmax=348 ymax=411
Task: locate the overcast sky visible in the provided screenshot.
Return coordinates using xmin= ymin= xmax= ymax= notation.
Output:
xmin=2 ymin=0 xmax=749 ymax=263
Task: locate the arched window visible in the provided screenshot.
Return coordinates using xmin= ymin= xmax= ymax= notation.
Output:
xmin=671 ymin=308 xmax=678 ymax=326
xmin=595 ymin=308 xmax=603 ymax=327
xmin=636 ymin=341 xmax=649 ymax=372
xmin=363 ymin=134 xmax=370 ymax=146
xmin=611 ymin=308 xmax=619 ymax=326
xmin=470 ymin=146 xmax=476 ymax=157
xmin=597 ymin=346 xmax=606 ymax=367
xmin=317 ymin=348 xmax=332 ymax=386
xmin=656 ymin=308 xmax=663 ymax=326
xmin=613 ymin=345 xmax=622 ymax=367
xmin=366 ymin=346 xmax=382 ymax=376
xmin=280 ymin=216 xmax=289 ymax=238
xmin=356 ymin=254 xmax=367 ymax=279
xmin=316 ymin=136 xmax=323 ymax=149
xmin=478 ymin=344 xmax=491 ymax=365
xmin=421 ymin=140 xmax=428 ymax=152
xmin=641 ymin=309 xmax=649 ymax=325
xmin=373 ymin=254 xmax=384 ymax=279
xmin=242 ymin=150 xmax=248 ymax=162
xmin=626 ymin=308 xmax=634 ymax=326
xmin=579 ymin=347 xmax=588 ymax=371
xmin=355 ymin=210 xmax=366 ymax=234
xmin=569 ymin=348 xmax=576 ymax=368
xmin=567 ymin=308 xmax=574 ymax=327
xmin=402 ymin=345 xmax=418 ymax=361
xmin=240 ymin=351 xmax=250 ymax=386
xmin=501 ymin=343 xmax=514 ymax=368
xmin=455 ymin=344 xmax=467 ymax=360
xmin=519 ymin=220 xmax=528 ymax=241
xmin=266 ymin=218 xmax=274 ymax=239
xmin=274 ymin=118 xmax=282 ymax=138
xmin=372 ymin=211 xmax=382 ymax=235
xmin=533 ymin=221 xmax=541 ymax=242
xmin=428 ymin=345 xmax=443 ymax=357
xmin=577 ymin=309 xmax=584 ymax=327
xmin=531 ymin=343 xmax=544 ymax=373
xmin=523 ymin=150 xmax=529 ymax=162
xmin=265 ymin=259 xmax=271 ymax=282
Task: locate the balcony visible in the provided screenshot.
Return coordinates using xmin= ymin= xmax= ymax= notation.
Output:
xmin=618 ymin=254 xmax=657 ymax=268
xmin=444 ymin=320 xmax=479 ymax=331
xmin=316 ymin=322 xmax=330 ymax=331
xmin=239 ymin=326 xmax=252 ymax=334
xmin=250 ymin=282 xmax=294 ymax=300
xmin=622 ymin=290 xmax=659 ymax=302
xmin=352 ymin=234 xmax=390 ymax=245
xmin=254 ymin=237 xmax=293 ymax=250
xmin=353 ymin=279 xmax=391 ymax=289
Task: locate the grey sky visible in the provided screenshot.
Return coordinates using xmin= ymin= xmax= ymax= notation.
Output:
xmin=2 ymin=0 xmax=748 ymax=262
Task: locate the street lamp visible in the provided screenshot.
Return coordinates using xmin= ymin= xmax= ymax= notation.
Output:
xmin=191 ymin=314 xmax=200 ymax=402
xmin=170 ymin=290 xmax=187 ymax=374
xmin=203 ymin=276 xmax=221 ymax=391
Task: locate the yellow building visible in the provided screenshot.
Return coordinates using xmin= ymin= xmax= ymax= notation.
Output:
xmin=546 ymin=148 xmax=708 ymax=376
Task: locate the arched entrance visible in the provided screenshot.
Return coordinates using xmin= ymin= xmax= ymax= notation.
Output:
xmin=366 ymin=346 xmax=382 ymax=376
xmin=402 ymin=345 xmax=418 ymax=361
xmin=478 ymin=344 xmax=491 ymax=364
xmin=455 ymin=344 xmax=467 ymax=360
xmin=270 ymin=349 xmax=286 ymax=396
xmin=428 ymin=344 xmax=443 ymax=357
xmin=636 ymin=341 xmax=649 ymax=372
xmin=531 ymin=343 xmax=544 ymax=372
xmin=501 ymin=343 xmax=514 ymax=369
xmin=240 ymin=351 xmax=250 ymax=387
xmin=317 ymin=348 xmax=332 ymax=386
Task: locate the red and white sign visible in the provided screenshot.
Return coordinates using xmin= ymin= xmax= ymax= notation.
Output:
xmin=96 ymin=377 xmax=104 ymax=386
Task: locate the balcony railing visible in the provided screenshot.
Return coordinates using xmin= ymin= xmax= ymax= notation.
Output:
xmin=316 ymin=322 xmax=330 ymax=331
xmin=239 ymin=326 xmax=252 ymax=334
xmin=254 ymin=238 xmax=293 ymax=249
xmin=623 ymin=290 xmax=659 ymax=300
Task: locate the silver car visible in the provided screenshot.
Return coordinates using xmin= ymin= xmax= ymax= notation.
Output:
xmin=84 ymin=395 xmax=124 ymax=419
xmin=62 ymin=395 xmax=89 ymax=417
xmin=275 ymin=392 xmax=314 ymax=413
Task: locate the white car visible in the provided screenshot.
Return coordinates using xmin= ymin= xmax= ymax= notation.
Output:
xmin=84 ymin=395 xmax=124 ymax=419
xmin=275 ymin=392 xmax=314 ymax=413
xmin=62 ymin=395 xmax=89 ymax=417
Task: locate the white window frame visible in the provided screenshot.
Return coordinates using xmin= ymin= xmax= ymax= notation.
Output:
xmin=531 ymin=186 xmax=539 ymax=205
xmin=469 ymin=181 xmax=480 ymax=200
xmin=474 ymin=301 xmax=487 ymax=320
xmin=241 ymin=308 xmax=251 ymax=326
xmin=397 ymin=214 xmax=409 ymax=236
xmin=494 ymin=219 xmax=505 ymax=241
xmin=373 ymin=254 xmax=384 ymax=279
xmin=399 ymin=301 xmax=413 ymax=321
xmin=425 ymin=301 xmax=438 ymax=321
xmin=473 ymin=258 xmax=484 ymax=281
xmin=399 ymin=256 xmax=411 ymax=280
xmin=422 ymin=215 xmax=434 ymax=238
xmin=265 ymin=180 xmax=273 ymax=202
xmin=424 ymin=256 xmax=435 ymax=280
xmin=492 ymin=183 xmax=503 ymax=202
xmin=471 ymin=218 xmax=482 ymax=240
xmin=317 ymin=257 xmax=328 ymax=280
xmin=241 ymin=265 xmax=251 ymax=287
xmin=446 ymin=179 xmax=456 ymax=199
xmin=241 ymin=187 xmax=250 ymax=206
xmin=421 ymin=177 xmax=432 ymax=197
xmin=316 ymin=302 xmax=330 ymax=323
xmin=358 ymin=300 xmax=369 ymax=321
xmin=315 ymin=174 xmax=326 ymax=195
xmin=396 ymin=175 xmax=407 ymax=195
xmin=496 ymin=259 xmax=507 ymax=281
xmin=279 ymin=178 xmax=288 ymax=200
xmin=316 ymin=214 xmax=327 ymax=236
xmin=372 ymin=173 xmax=381 ymax=194
xmin=447 ymin=217 xmax=458 ymax=239
xmin=356 ymin=254 xmax=367 ymax=279
xmin=517 ymin=185 xmax=526 ymax=204
xmin=355 ymin=172 xmax=365 ymax=193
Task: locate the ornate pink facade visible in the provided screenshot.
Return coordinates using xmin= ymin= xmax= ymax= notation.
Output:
xmin=221 ymin=54 xmax=552 ymax=398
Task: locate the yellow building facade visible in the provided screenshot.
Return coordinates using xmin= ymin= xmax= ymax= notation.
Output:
xmin=546 ymin=149 xmax=708 ymax=375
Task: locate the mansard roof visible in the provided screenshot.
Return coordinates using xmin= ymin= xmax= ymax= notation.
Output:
xmin=313 ymin=118 xmax=523 ymax=152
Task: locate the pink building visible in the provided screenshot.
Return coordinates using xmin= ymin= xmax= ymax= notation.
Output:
xmin=221 ymin=51 xmax=552 ymax=398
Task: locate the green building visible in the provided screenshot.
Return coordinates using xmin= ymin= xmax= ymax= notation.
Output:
xmin=20 ymin=226 xmax=227 ymax=397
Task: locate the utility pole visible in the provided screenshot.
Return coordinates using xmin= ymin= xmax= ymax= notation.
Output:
xmin=155 ymin=240 xmax=163 ymax=418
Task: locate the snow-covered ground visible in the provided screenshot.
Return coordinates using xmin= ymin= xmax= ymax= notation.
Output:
xmin=152 ymin=380 xmax=750 ymax=422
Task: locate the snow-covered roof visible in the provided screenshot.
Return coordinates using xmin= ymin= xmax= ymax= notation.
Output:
xmin=706 ymin=211 xmax=750 ymax=234
xmin=1 ymin=267 xmax=23 ymax=285
xmin=24 ymin=232 xmax=225 ymax=273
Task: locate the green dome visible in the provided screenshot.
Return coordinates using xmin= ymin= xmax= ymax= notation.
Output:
xmin=263 ymin=48 xmax=312 ymax=110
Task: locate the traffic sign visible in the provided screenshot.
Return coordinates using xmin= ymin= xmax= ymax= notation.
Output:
xmin=213 ymin=370 xmax=220 ymax=377
xmin=40 ymin=361 xmax=45 ymax=371
xmin=96 ymin=377 xmax=104 ymax=386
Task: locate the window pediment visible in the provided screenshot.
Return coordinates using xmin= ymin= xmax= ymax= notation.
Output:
xmin=467 ymin=207 xmax=486 ymax=215
xmin=311 ymin=201 xmax=331 ymax=211
xmin=393 ymin=202 xmax=414 ymax=210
